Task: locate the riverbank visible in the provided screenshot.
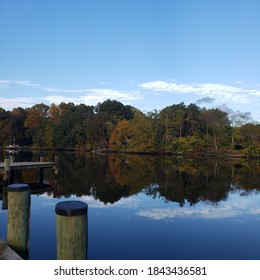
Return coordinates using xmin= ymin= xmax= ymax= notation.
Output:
xmin=88 ymin=148 xmax=260 ymax=159
xmin=1 ymin=146 xmax=259 ymax=159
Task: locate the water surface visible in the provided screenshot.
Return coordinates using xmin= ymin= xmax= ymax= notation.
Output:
xmin=1 ymin=151 xmax=260 ymax=260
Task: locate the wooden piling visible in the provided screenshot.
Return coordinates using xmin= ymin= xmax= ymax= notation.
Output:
xmin=55 ymin=201 xmax=88 ymax=260
xmin=7 ymin=184 xmax=30 ymax=259
xmin=4 ymin=157 xmax=10 ymax=173
xmin=3 ymin=172 xmax=9 ymax=187
xmin=54 ymin=155 xmax=59 ymax=180
xmin=10 ymin=155 xmax=14 ymax=163
xmin=54 ymin=155 xmax=59 ymax=167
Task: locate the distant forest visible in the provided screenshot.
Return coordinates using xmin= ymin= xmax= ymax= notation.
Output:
xmin=0 ymin=99 xmax=259 ymax=157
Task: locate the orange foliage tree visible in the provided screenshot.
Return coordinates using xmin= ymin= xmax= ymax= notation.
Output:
xmin=109 ymin=119 xmax=131 ymax=150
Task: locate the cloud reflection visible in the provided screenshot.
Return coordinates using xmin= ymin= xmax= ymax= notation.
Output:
xmin=137 ymin=206 xmax=237 ymax=220
xmin=38 ymin=193 xmax=141 ymax=209
xmin=137 ymin=197 xmax=260 ymax=221
xmin=38 ymin=192 xmax=260 ymax=221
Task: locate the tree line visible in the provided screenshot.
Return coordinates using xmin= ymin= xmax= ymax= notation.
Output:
xmin=0 ymin=99 xmax=259 ymax=156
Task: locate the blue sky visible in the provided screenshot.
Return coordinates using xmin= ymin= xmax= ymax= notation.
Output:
xmin=1 ymin=0 xmax=260 ymax=122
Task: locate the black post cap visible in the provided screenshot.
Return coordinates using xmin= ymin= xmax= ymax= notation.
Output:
xmin=7 ymin=184 xmax=29 ymax=192
xmin=55 ymin=201 xmax=88 ymax=216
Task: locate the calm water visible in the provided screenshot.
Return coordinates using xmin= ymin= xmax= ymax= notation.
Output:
xmin=1 ymin=151 xmax=260 ymax=260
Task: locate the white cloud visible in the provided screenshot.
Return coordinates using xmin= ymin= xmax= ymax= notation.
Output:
xmin=1 ymin=79 xmax=259 ymax=121
xmin=233 ymin=81 xmax=245 ymax=85
xmin=0 ymin=79 xmax=41 ymax=89
xmin=0 ymin=97 xmax=37 ymax=109
xmin=0 ymin=79 xmax=142 ymax=109
xmin=139 ymin=80 xmax=195 ymax=94
xmin=88 ymin=88 xmax=141 ymax=101
xmin=39 ymin=95 xmax=83 ymax=104
xmin=45 ymin=88 xmax=141 ymax=101
xmin=247 ymin=89 xmax=260 ymax=97
xmin=45 ymin=87 xmax=88 ymax=93
xmin=138 ymin=80 xmax=253 ymax=103
xmin=40 ymin=88 xmax=141 ymax=106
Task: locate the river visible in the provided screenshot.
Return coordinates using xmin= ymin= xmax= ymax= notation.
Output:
xmin=1 ymin=151 xmax=260 ymax=260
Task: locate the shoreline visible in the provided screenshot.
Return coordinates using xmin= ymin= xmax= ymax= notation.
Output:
xmin=1 ymin=147 xmax=259 ymax=159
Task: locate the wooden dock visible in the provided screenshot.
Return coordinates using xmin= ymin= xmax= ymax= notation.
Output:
xmin=0 ymin=162 xmax=54 ymax=170
xmin=0 ymin=240 xmax=23 ymax=260
xmin=0 ymin=161 xmax=57 ymax=260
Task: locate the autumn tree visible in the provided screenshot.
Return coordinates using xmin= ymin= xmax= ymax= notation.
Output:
xmin=94 ymin=100 xmax=134 ymax=148
xmin=23 ymin=103 xmax=50 ymax=146
xmin=0 ymin=99 xmax=257 ymax=155
xmin=109 ymin=110 xmax=156 ymax=152
xmin=24 ymin=103 xmax=49 ymax=129
xmin=126 ymin=110 xmax=156 ymax=153
xmin=49 ymin=103 xmax=61 ymax=124
xmin=109 ymin=119 xmax=131 ymax=150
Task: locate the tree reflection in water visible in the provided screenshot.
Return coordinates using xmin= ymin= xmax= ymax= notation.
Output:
xmin=8 ymin=152 xmax=259 ymax=207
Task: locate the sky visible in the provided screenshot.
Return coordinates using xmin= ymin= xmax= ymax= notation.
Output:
xmin=0 ymin=0 xmax=260 ymax=122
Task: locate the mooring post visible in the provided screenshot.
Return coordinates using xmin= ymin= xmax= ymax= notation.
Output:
xmin=3 ymin=172 xmax=9 ymax=187
xmin=7 ymin=184 xmax=30 ymax=259
xmin=53 ymin=156 xmax=59 ymax=197
xmin=10 ymin=155 xmax=14 ymax=163
xmin=55 ymin=200 xmax=88 ymax=260
xmin=4 ymin=156 xmax=10 ymax=173
xmin=54 ymin=155 xmax=59 ymax=180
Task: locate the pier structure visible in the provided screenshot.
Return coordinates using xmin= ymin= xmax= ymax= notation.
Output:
xmin=0 ymin=151 xmax=58 ymax=260
xmin=0 ymin=161 xmax=55 ymax=170
xmin=0 ymin=240 xmax=23 ymax=260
